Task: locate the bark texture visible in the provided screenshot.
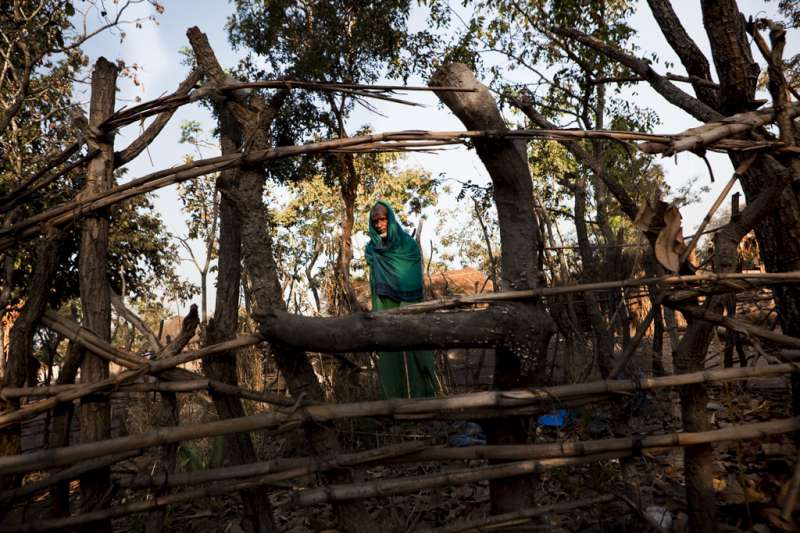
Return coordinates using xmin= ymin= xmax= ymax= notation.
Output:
xmin=0 ymin=234 xmax=59 ymax=511
xmin=187 ymin=25 xmax=377 ymax=533
xmin=430 ymin=63 xmax=555 ymax=514
xmin=77 ymin=57 xmax=117 ymax=531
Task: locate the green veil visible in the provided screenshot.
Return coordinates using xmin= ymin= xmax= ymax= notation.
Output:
xmin=365 ymin=201 xmax=436 ymax=399
xmin=365 ymin=200 xmax=424 ymax=303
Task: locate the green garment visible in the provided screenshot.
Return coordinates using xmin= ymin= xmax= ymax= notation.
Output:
xmin=365 ymin=200 xmax=424 ymax=303
xmin=372 ymin=294 xmax=437 ymax=399
xmin=365 ymin=201 xmax=437 ymax=399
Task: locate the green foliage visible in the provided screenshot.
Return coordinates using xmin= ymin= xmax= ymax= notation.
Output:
xmin=228 ymin=0 xmax=431 ymax=83
xmin=0 ymin=2 xmax=85 ymax=188
xmin=227 ymin=0 xmax=439 ymax=183
xmin=0 ymin=1 xmax=185 ymax=309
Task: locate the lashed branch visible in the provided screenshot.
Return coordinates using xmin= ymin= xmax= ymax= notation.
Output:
xmin=113 ymin=69 xmax=202 ymax=167
xmin=0 ymin=450 xmax=612 ymax=533
xmin=39 ymin=310 xmax=291 ymax=404
xmin=101 ymin=79 xmax=477 ymax=130
xmin=5 ymin=414 xmax=797 ymax=530
xmin=0 ymin=379 xmax=239 ymax=398
xmin=639 ymin=104 xmax=800 ymax=155
xmin=0 ymin=316 xmax=287 ymax=428
xmin=671 ymin=303 xmax=800 ymax=350
xmin=120 ymin=440 xmax=428 ymax=490
xmin=0 ymin=451 xmax=140 ymax=504
xmin=114 ymin=415 xmax=800 ymax=491
xmin=0 ymin=362 xmax=795 ymax=475
xmin=0 ymin=123 xmax=791 ymax=253
xmin=390 ymin=271 xmax=800 ymax=314
xmin=289 ymin=452 xmax=627 ymax=508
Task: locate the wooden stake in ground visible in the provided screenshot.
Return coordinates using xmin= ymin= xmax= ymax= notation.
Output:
xmin=77 ymin=56 xmax=117 ymax=532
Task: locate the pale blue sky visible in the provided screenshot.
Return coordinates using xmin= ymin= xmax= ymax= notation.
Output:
xmin=73 ymin=0 xmax=794 ymax=313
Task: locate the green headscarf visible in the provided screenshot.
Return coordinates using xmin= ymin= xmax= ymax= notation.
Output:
xmin=365 ymin=200 xmax=423 ymax=303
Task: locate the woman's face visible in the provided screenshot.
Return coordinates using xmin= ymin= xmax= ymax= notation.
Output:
xmin=371 ymin=206 xmax=389 ymax=238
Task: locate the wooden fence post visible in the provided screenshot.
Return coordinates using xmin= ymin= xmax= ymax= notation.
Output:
xmin=78 ymin=56 xmax=117 ymax=532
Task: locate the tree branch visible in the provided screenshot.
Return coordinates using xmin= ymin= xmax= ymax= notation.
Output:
xmin=255 ymin=304 xmax=532 ymax=353
xmin=114 ymin=69 xmax=202 ymax=167
xmin=0 ymin=41 xmax=32 ymax=138
xmin=109 ymin=287 xmax=163 ymax=353
xmin=505 ymin=90 xmax=639 ymax=221
xmin=550 ymin=26 xmax=722 ymax=122
xmin=646 ymin=0 xmax=719 ymax=106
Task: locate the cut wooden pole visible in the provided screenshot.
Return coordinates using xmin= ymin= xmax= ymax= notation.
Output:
xmin=77 ymin=56 xmax=117 ymax=528
xmin=101 ymin=80 xmax=479 ymax=129
xmin=674 ymin=304 xmax=800 ymax=349
xmin=113 ymin=416 xmax=800 ymax=491
xmin=0 ymin=380 xmax=220 ymax=398
xmin=0 ymin=441 xmax=428 ymax=533
xmin=391 ymin=271 xmax=800 ymax=314
xmin=422 ymin=494 xmax=615 ymax=533
xmin=0 ymin=363 xmax=795 ymax=475
xmin=394 ymin=416 xmax=800 ymax=463
xmin=288 ymin=452 xmax=629 ymax=507
xmin=0 ymin=451 xmax=140 ymax=504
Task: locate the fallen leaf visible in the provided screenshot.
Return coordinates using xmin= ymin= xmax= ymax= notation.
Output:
xmin=634 ymin=203 xmax=658 ymax=232
xmin=655 ymin=204 xmax=687 ymax=272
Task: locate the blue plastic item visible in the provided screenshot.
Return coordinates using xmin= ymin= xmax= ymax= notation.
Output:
xmin=537 ymin=409 xmax=568 ymax=428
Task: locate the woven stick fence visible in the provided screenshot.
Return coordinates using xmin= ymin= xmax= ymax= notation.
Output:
xmin=1 ymin=361 xmax=796 ymax=476
xmin=4 ymin=416 xmax=799 ymax=532
xmin=4 ymin=66 xmax=800 ymax=533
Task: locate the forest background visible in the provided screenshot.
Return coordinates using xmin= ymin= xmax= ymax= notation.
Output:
xmin=70 ymin=0 xmax=794 ymax=318
xmin=4 ymin=0 xmax=800 ymax=531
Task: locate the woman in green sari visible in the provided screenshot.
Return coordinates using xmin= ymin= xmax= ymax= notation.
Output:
xmin=365 ymin=201 xmax=437 ymax=399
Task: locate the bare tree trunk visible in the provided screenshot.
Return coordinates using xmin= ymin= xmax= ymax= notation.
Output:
xmin=0 ymin=233 xmax=59 ymax=520
xmin=186 ymin=24 xmax=381 ymax=532
xmin=572 ymin=176 xmax=614 ymax=378
xmin=204 ymin=179 xmax=277 ymax=533
xmin=430 ymin=63 xmax=555 ymax=515
xmin=184 ymin=26 xmax=292 ymax=533
xmin=702 ymin=0 xmax=800 ymax=426
xmin=77 ymin=57 xmax=117 ymax=532
xmin=335 ymin=152 xmax=363 ymax=314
